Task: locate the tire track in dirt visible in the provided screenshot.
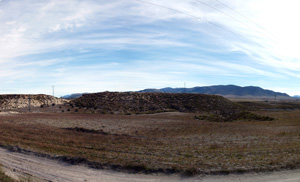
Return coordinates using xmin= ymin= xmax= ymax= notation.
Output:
xmin=0 ymin=148 xmax=196 ymax=182
xmin=1 ymin=147 xmax=300 ymax=182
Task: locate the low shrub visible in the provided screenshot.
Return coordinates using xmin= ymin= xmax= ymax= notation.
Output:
xmin=233 ymin=111 xmax=274 ymax=121
xmin=194 ymin=114 xmax=224 ymax=122
xmin=195 ymin=111 xmax=274 ymax=122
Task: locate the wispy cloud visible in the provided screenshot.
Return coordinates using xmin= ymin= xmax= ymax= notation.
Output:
xmin=0 ymin=0 xmax=300 ymax=95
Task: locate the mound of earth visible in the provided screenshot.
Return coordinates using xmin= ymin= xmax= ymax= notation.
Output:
xmin=0 ymin=94 xmax=67 ymax=110
xmin=72 ymin=92 xmax=242 ymax=116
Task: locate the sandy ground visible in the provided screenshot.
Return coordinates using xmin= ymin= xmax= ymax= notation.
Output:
xmin=1 ymin=147 xmax=300 ymax=182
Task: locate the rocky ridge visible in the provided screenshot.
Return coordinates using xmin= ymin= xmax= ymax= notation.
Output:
xmin=0 ymin=94 xmax=67 ymax=110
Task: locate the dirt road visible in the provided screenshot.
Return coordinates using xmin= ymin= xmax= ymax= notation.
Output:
xmin=1 ymin=147 xmax=300 ymax=182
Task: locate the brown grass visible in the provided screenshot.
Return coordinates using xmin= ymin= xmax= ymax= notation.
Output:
xmin=1 ymin=110 xmax=300 ymax=175
xmin=0 ymin=165 xmax=16 ymax=182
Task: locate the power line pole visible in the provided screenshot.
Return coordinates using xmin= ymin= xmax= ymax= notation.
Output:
xmin=52 ymin=86 xmax=55 ymax=97
xmin=28 ymin=96 xmax=31 ymax=112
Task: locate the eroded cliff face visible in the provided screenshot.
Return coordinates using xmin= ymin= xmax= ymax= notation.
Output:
xmin=0 ymin=94 xmax=67 ymax=110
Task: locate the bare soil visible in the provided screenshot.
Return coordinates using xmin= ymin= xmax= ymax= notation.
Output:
xmin=1 ymin=105 xmax=300 ymax=179
xmin=2 ymin=147 xmax=300 ymax=182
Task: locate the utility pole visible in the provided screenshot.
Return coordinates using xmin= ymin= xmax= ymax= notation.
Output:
xmin=52 ymin=86 xmax=55 ymax=97
xmin=28 ymin=96 xmax=31 ymax=112
xmin=184 ymin=82 xmax=186 ymax=93
xmin=47 ymin=95 xmax=49 ymax=107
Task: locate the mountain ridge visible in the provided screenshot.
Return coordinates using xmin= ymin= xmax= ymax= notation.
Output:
xmin=138 ymin=85 xmax=290 ymax=99
xmin=62 ymin=85 xmax=291 ymax=100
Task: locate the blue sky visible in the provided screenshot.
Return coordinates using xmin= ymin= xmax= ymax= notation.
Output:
xmin=1 ymin=0 xmax=300 ymax=96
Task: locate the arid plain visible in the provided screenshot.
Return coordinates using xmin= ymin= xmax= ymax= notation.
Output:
xmin=1 ymin=93 xmax=300 ymax=181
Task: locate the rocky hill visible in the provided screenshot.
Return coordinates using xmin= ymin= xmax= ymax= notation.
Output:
xmin=72 ymin=92 xmax=242 ymax=116
xmin=0 ymin=94 xmax=67 ymax=110
xmin=139 ymin=85 xmax=290 ymax=99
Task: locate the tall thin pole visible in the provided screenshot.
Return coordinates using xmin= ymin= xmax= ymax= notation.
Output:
xmin=28 ymin=96 xmax=31 ymax=112
xmin=52 ymin=86 xmax=55 ymax=97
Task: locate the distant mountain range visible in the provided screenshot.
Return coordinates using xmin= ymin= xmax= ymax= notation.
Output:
xmin=62 ymin=85 xmax=292 ymax=100
xmin=138 ymin=85 xmax=291 ymax=99
xmin=61 ymin=93 xmax=85 ymax=99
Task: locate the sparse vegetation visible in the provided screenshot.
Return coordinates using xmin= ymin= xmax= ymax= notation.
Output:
xmin=237 ymin=100 xmax=300 ymax=111
xmin=194 ymin=113 xmax=224 ymax=122
xmin=0 ymin=94 xmax=67 ymax=110
xmin=72 ymin=92 xmax=243 ymax=116
xmin=0 ymin=108 xmax=300 ymax=175
xmin=0 ymin=94 xmax=300 ymax=176
xmin=233 ymin=111 xmax=274 ymax=121
xmin=0 ymin=165 xmax=15 ymax=182
xmin=195 ymin=111 xmax=274 ymax=122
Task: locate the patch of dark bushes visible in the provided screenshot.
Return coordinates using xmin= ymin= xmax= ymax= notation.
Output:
xmin=232 ymin=111 xmax=274 ymax=121
xmin=195 ymin=111 xmax=274 ymax=122
xmin=183 ymin=167 xmax=199 ymax=176
xmin=59 ymin=156 xmax=87 ymax=165
xmin=64 ymin=127 xmax=108 ymax=134
xmin=194 ymin=114 xmax=225 ymax=122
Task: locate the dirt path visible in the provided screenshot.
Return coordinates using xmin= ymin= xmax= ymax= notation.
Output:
xmin=1 ymin=147 xmax=300 ymax=182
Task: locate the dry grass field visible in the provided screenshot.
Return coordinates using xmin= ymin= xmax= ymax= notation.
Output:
xmin=1 ymin=102 xmax=300 ymax=175
xmin=0 ymin=167 xmax=15 ymax=182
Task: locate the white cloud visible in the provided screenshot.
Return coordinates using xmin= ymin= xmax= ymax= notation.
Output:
xmin=0 ymin=0 xmax=300 ymax=95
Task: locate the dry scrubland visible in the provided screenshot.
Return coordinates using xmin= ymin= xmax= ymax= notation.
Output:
xmin=1 ymin=101 xmax=300 ymax=175
xmin=1 ymin=92 xmax=300 ymax=177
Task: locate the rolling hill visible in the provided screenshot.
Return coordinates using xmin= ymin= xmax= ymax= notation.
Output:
xmin=72 ymin=92 xmax=242 ymax=116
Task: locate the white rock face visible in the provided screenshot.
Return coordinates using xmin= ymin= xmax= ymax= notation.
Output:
xmin=0 ymin=94 xmax=67 ymax=110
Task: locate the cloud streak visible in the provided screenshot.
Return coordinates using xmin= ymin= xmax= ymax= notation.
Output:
xmin=0 ymin=0 xmax=300 ymax=95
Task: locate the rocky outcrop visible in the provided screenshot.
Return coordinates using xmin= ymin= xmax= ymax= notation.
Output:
xmin=0 ymin=94 xmax=67 ymax=110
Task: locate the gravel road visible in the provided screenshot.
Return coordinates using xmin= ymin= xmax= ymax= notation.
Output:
xmin=1 ymin=147 xmax=300 ymax=182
